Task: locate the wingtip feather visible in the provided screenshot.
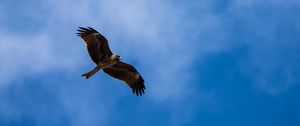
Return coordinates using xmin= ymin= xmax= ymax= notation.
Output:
xmin=76 ymin=26 xmax=99 ymax=36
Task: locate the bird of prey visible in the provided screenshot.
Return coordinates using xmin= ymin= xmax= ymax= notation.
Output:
xmin=77 ymin=27 xmax=145 ymax=96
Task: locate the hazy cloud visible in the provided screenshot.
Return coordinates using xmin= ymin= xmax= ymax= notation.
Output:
xmin=0 ymin=0 xmax=299 ymax=125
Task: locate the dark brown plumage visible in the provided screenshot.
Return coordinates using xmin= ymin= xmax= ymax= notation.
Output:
xmin=77 ymin=27 xmax=145 ymax=96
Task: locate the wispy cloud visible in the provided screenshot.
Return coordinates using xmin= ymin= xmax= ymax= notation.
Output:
xmin=0 ymin=33 xmax=53 ymax=85
xmin=1 ymin=0 xmax=217 ymax=125
xmin=0 ymin=0 xmax=299 ymax=125
xmin=0 ymin=32 xmax=84 ymax=86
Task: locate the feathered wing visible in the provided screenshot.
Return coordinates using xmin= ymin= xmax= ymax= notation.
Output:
xmin=77 ymin=27 xmax=113 ymax=64
xmin=103 ymin=61 xmax=145 ymax=96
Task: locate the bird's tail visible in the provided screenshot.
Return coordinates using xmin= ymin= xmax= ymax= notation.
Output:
xmin=82 ymin=65 xmax=102 ymax=79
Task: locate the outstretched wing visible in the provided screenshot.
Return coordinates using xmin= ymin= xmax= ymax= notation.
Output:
xmin=103 ymin=61 xmax=145 ymax=96
xmin=77 ymin=27 xmax=113 ymax=64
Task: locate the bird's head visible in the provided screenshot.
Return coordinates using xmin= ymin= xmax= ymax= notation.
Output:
xmin=111 ymin=54 xmax=121 ymax=61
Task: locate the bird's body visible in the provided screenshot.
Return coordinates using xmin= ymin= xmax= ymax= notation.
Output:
xmin=77 ymin=27 xmax=145 ymax=96
xmin=81 ymin=55 xmax=119 ymax=79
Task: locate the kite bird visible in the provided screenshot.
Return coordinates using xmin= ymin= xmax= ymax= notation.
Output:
xmin=77 ymin=27 xmax=145 ymax=96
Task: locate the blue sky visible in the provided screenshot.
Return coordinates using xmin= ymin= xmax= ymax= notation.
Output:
xmin=0 ymin=0 xmax=300 ymax=126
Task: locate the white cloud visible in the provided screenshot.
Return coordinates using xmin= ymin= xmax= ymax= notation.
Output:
xmin=0 ymin=33 xmax=52 ymax=85
xmin=0 ymin=0 xmax=216 ymax=125
xmin=44 ymin=0 xmax=209 ymax=101
xmin=1 ymin=0 xmax=298 ymax=125
xmin=0 ymin=32 xmax=84 ymax=86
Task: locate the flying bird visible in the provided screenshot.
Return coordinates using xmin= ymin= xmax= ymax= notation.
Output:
xmin=77 ymin=27 xmax=145 ymax=96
